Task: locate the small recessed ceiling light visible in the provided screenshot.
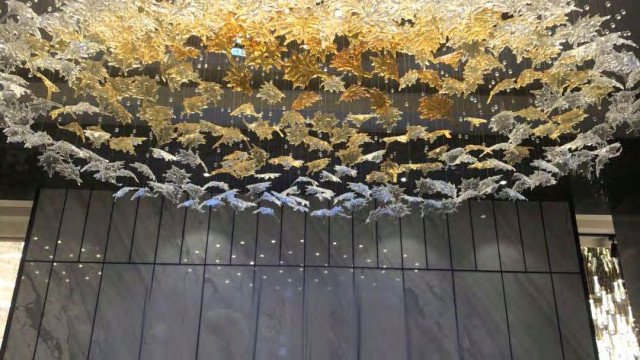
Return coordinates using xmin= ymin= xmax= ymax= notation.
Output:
xmin=400 ymin=177 xmax=407 ymax=182
xmin=499 ymin=180 xmax=507 ymax=185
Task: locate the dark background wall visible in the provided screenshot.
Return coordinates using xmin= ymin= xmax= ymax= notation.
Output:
xmin=1 ymin=189 xmax=595 ymax=360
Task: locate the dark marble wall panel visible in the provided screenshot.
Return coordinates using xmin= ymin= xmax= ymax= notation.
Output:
xmin=494 ymin=202 xmax=525 ymax=272
xmin=206 ymin=207 xmax=234 ymax=264
xmin=454 ymin=272 xmax=511 ymax=360
xmin=517 ymin=201 xmax=550 ymax=272
xmin=356 ymin=269 xmax=408 ymax=360
xmin=130 ymin=196 xmax=162 ymax=263
xmin=403 ymin=271 xmax=459 ymax=360
xmin=254 ymin=267 xmax=304 ymax=360
xmin=400 ymin=209 xmax=427 ymax=269
xmin=552 ymin=273 xmax=597 ymax=360
xmin=541 ymin=202 xmax=580 ymax=273
xmin=470 ymin=201 xmax=501 ymax=271
xmin=155 ymin=200 xmax=185 ymax=263
xmin=448 ymin=202 xmax=476 ymax=270
xmin=181 ymin=208 xmax=209 ymax=264
xmin=197 ymin=266 xmax=256 ymax=360
xmin=54 ymin=189 xmax=91 ymax=261
xmin=305 ymin=199 xmax=329 ymax=266
xmin=34 ymin=263 xmax=101 ymax=360
xmin=424 ymin=213 xmax=451 ymax=269
xmin=231 ymin=208 xmax=258 ymax=265
xmin=255 ymin=204 xmax=281 ymax=265
xmin=26 ymin=189 xmax=66 ymax=261
xmin=503 ymin=273 xmax=563 ymax=360
xmin=88 ymin=264 xmax=153 ymax=360
xmin=353 ymin=204 xmax=377 ymax=267
xmin=8 ymin=194 xmax=597 ymax=360
xmin=280 ymin=207 xmax=305 ymax=266
xmin=303 ymin=268 xmax=357 ymax=360
xmin=104 ymin=197 xmax=138 ymax=262
xmin=377 ymin=217 xmax=402 ymax=268
xmin=139 ymin=265 xmax=203 ymax=360
xmin=79 ymin=191 xmax=113 ymax=262
xmin=329 ymin=213 xmax=353 ymax=267
xmin=3 ymin=262 xmax=51 ymax=360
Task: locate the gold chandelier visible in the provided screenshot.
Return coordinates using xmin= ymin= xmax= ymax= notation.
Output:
xmin=0 ymin=0 xmax=638 ymax=217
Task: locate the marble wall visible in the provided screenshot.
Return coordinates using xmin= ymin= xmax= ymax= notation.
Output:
xmin=1 ymin=189 xmax=597 ymax=360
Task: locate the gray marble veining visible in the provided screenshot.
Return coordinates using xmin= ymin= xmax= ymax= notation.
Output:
xmin=34 ymin=263 xmax=101 ymax=360
xmin=54 ymin=189 xmax=91 ymax=261
xmin=356 ymin=269 xmax=408 ymax=360
xmin=89 ymin=264 xmax=153 ymax=360
xmin=254 ymin=267 xmax=304 ymax=360
xmin=130 ymin=196 xmax=162 ymax=262
xmin=182 ymin=207 xmax=209 ymax=264
xmin=454 ymin=272 xmax=511 ymax=360
xmin=26 ymin=189 xmax=66 ymax=261
xmin=403 ymin=271 xmax=459 ymax=360
xmin=303 ymin=268 xmax=357 ymax=360
xmin=79 ymin=191 xmax=113 ymax=262
xmin=3 ymin=262 xmax=51 ymax=360
xmin=197 ymin=266 xmax=256 ymax=360
xmin=503 ymin=273 xmax=563 ymax=360
xmin=139 ymin=265 xmax=203 ymax=360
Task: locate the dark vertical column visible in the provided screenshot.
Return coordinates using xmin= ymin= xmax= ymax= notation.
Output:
xmin=376 ymin=216 xmax=402 ymax=268
xmin=469 ymin=201 xmax=500 ymax=271
xmin=34 ymin=263 xmax=102 ymax=359
xmin=231 ymin=205 xmax=258 ymax=265
xmin=79 ymin=191 xmax=113 ymax=262
xmin=129 ymin=196 xmax=162 ymax=263
xmin=88 ymin=264 xmax=153 ymax=360
xmin=329 ymin=211 xmax=353 ymax=267
xmin=3 ymin=263 xmax=51 ymax=359
xmin=305 ymin=198 xmax=329 ymax=266
xmin=400 ymin=208 xmax=427 ymax=269
xmin=424 ymin=213 xmax=451 ymax=269
xmin=541 ymin=202 xmax=580 ymax=272
xmin=25 ymin=189 xmax=66 ymax=261
xmin=353 ymin=204 xmax=377 ymax=267
xmin=54 ymin=189 xmax=91 ymax=261
xmin=517 ymin=201 xmax=549 ymax=272
xmin=255 ymin=202 xmax=281 ymax=265
xmin=155 ymin=200 xmax=185 ymax=263
xmin=206 ymin=207 xmax=234 ymax=264
xmin=493 ymin=201 xmax=525 ymax=272
xmin=104 ymin=197 xmax=138 ymax=262
xmin=181 ymin=208 xmax=209 ymax=264
xmin=280 ymin=207 xmax=305 ymax=266
xmin=447 ymin=202 xmax=476 ymax=270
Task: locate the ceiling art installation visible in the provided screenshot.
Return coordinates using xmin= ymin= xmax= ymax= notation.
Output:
xmin=1 ymin=0 xmax=639 ymax=219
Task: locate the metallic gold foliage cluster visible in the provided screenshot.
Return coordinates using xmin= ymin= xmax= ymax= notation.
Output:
xmin=1 ymin=0 xmax=639 ymax=217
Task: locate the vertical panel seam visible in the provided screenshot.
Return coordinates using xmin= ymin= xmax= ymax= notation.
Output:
xmin=194 ymin=200 xmax=212 ymax=359
xmin=85 ymin=191 xmax=116 ymax=360
xmin=492 ymin=202 xmax=514 ymax=360
xmin=539 ymin=201 xmax=567 ymax=360
xmin=31 ymin=189 xmax=69 ymax=360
